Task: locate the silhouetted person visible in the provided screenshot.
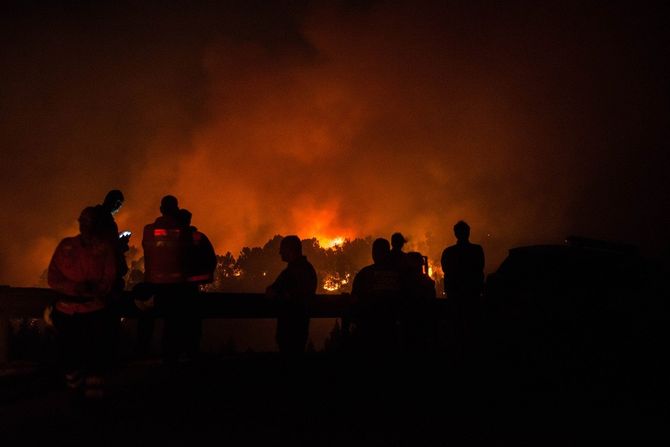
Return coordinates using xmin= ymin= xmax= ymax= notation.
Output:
xmin=166 ymin=208 xmax=217 ymax=358
xmin=440 ymin=221 xmax=484 ymax=359
xmin=441 ymin=221 xmax=484 ymax=299
xmin=143 ymin=195 xmax=183 ymax=283
xmin=351 ymin=238 xmax=402 ymax=353
xmin=400 ymin=251 xmax=437 ymax=352
xmin=48 ymin=207 xmax=119 ymax=402
xmin=141 ymin=195 xmax=195 ymax=363
xmin=93 ymin=189 xmax=129 ymax=292
xmin=178 ymin=208 xmax=217 ymax=285
xmin=390 ymin=232 xmax=409 ymax=271
xmin=266 ymin=235 xmax=317 ymax=355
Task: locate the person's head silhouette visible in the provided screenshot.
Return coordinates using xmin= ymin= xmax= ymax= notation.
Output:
xmin=372 ymin=238 xmax=391 ymax=264
xmin=391 ymin=232 xmax=407 ymax=251
xmin=454 ymin=220 xmax=470 ymax=243
xmin=102 ymin=190 xmax=124 ymax=215
xmin=406 ymin=251 xmax=424 ymax=275
xmin=160 ymin=195 xmax=179 ymax=218
xmin=177 ymin=208 xmax=192 ymax=227
xmin=280 ymin=235 xmax=302 ymax=263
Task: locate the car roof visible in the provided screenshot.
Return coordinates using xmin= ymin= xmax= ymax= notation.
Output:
xmin=509 ymin=237 xmax=637 ymax=258
xmin=496 ymin=242 xmax=641 ymax=286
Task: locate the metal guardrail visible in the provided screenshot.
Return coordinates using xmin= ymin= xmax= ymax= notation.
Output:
xmin=0 ymin=286 xmax=351 ymax=363
xmin=0 ymin=286 xmax=449 ymax=363
xmin=0 ymin=286 xmax=357 ymax=319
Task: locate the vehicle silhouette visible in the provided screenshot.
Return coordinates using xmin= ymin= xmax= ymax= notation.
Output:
xmin=484 ymin=236 xmax=644 ymax=377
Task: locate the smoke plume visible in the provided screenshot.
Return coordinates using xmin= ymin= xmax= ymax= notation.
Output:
xmin=1 ymin=1 xmax=668 ymax=286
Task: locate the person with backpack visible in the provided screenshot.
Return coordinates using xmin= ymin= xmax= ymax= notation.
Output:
xmin=141 ymin=195 xmax=197 ymax=363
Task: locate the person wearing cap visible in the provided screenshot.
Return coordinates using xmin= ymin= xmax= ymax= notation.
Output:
xmin=47 ymin=206 xmax=119 ymax=402
xmin=94 ymin=190 xmax=124 ymax=240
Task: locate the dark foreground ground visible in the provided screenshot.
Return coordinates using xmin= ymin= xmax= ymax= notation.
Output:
xmin=1 ymin=351 xmax=666 ymax=446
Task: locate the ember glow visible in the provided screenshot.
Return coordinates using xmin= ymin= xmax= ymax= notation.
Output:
xmin=322 ymin=273 xmax=351 ymax=293
xmin=427 ymin=261 xmax=443 ymax=285
xmin=1 ymin=2 xmax=668 ymax=287
xmin=323 ymin=237 xmax=346 ymax=249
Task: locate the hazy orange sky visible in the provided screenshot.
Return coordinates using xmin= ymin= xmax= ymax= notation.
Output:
xmin=1 ymin=1 xmax=668 ymax=286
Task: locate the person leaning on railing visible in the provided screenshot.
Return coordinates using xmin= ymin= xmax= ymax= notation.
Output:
xmin=47 ymin=206 xmax=119 ymax=403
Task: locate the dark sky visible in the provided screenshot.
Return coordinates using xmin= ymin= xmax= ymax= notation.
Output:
xmin=1 ymin=0 xmax=668 ymax=286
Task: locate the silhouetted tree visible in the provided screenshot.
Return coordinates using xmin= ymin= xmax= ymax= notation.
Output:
xmin=204 ymin=251 xmax=238 ymax=292
xmin=234 ymin=235 xmax=285 ymax=292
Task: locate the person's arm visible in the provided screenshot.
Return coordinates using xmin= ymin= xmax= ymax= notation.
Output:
xmin=109 ymin=218 xmax=120 ymax=243
xmin=266 ymin=269 xmax=287 ymax=299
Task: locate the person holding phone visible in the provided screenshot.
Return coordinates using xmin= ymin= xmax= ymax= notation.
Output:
xmin=93 ymin=189 xmax=129 ymax=293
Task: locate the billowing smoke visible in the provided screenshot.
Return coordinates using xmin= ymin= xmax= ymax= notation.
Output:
xmin=1 ymin=1 xmax=668 ymax=286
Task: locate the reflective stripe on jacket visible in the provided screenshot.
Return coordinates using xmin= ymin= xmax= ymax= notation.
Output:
xmin=48 ymin=236 xmax=117 ymax=299
xmin=142 ymin=216 xmax=190 ymax=284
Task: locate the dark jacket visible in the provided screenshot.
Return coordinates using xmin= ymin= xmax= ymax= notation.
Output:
xmin=440 ymin=241 xmax=485 ymax=299
xmin=269 ymin=255 xmax=317 ymax=313
xmin=184 ymin=226 xmax=217 ymax=284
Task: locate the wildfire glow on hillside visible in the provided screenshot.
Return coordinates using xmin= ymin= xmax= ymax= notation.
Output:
xmin=1 ymin=2 xmax=668 ymax=287
xmin=323 ymin=237 xmax=346 ymax=249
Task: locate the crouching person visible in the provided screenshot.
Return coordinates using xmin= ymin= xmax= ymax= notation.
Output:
xmin=47 ymin=206 xmax=118 ymax=404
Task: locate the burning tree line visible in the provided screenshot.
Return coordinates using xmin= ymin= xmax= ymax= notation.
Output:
xmin=124 ymin=235 xmax=374 ymax=294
